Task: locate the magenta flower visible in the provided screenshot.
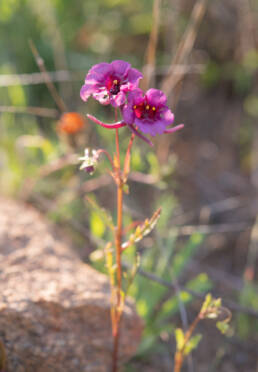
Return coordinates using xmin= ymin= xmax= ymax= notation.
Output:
xmin=122 ymin=88 xmax=177 ymax=136
xmin=80 ymin=60 xmax=142 ymax=107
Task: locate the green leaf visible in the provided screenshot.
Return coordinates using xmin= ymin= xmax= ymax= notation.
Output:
xmin=175 ymin=328 xmax=185 ymax=351
xmin=122 ymin=207 xmax=162 ymax=249
xmin=86 ymin=196 xmax=115 ymax=233
xmin=186 ymin=273 xmax=212 ymax=293
xmin=216 ymin=321 xmax=229 ymax=335
xmin=200 ymin=293 xmax=212 ymax=313
xmin=183 ymin=334 xmax=202 ymax=355
xmin=172 ymin=233 xmax=203 ymax=277
xmin=90 ymin=210 xmax=105 ymax=237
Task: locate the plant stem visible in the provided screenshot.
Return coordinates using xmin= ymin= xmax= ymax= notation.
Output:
xmin=112 ymin=183 xmax=123 ymax=372
xmin=112 ymin=114 xmax=137 ymax=372
xmin=174 ymin=314 xmax=201 ymax=372
xmin=116 ymin=184 xmax=123 ymax=298
xmin=112 ymin=122 xmax=124 ymax=372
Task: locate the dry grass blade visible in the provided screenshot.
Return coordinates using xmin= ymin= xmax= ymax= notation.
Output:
xmin=29 ymin=39 xmax=67 ymax=113
xmin=142 ymin=0 xmax=161 ymax=90
xmin=161 ymin=0 xmax=208 ymax=97
xmin=0 ymin=70 xmax=75 ymax=87
xmin=0 ymin=66 xmax=203 ymax=87
xmin=0 ymin=105 xmax=59 ymax=118
xmin=169 ymin=221 xmax=252 ymax=236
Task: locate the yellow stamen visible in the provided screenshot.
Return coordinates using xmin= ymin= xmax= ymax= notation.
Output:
xmin=146 ymin=105 xmax=150 ymax=110
xmin=152 ymin=106 xmax=156 ymax=111
xmin=113 ymin=79 xmax=118 ymax=84
xmin=133 ymin=105 xmax=137 ymax=109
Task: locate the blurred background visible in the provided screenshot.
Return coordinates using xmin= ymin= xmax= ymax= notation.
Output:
xmin=0 ymin=0 xmax=258 ymax=371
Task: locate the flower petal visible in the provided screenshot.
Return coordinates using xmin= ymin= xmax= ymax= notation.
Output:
xmin=112 ymin=91 xmax=126 ymax=107
xmin=111 ymin=60 xmax=131 ymax=77
xmin=127 ymin=88 xmax=145 ymax=105
xmin=122 ymin=105 xmax=135 ymax=124
xmin=80 ymin=82 xmax=100 ymax=101
xmin=146 ymin=88 xmax=167 ymax=107
xmin=88 ymin=62 xmax=112 ymax=79
xmin=161 ymin=108 xmax=175 ymax=125
xmin=127 ymin=68 xmax=143 ymax=85
xmin=93 ymin=90 xmax=110 ymax=105
xmin=134 ymin=118 xmax=166 ymax=136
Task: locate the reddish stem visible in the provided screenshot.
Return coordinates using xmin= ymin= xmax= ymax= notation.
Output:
xmin=123 ymin=133 xmax=135 ymax=182
xmin=112 ymin=183 xmax=123 ymax=372
xmin=96 ymin=149 xmax=115 ymax=171
xmin=174 ymin=314 xmax=201 ymax=372
xmin=112 ymin=110 xmax=124 ymax=372
xmin=87 ymin=114 xmax=126 ymax=129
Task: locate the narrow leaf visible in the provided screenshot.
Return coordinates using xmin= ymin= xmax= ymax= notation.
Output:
xmin=85 ymin=196 xmax=115 ymax=233
xmin=122 ymin=207 xmax=162 ymax=249
xmin=175 ymin=328 xmax=185 ymax=351
xmin=183 ymin=334 xmax=202 ymax=355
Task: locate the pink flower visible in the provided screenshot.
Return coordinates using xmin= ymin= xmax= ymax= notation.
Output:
xmin=80 ymin=60 xmax=142 ymax=107
xmin=122 ymin=88 xmax=176 ymax=136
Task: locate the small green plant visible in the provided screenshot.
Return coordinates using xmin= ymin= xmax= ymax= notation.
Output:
xmin=174 ymin=294 xmax=231 ymax=372
xmin=78 ymin=59 xmax=183 ymax=372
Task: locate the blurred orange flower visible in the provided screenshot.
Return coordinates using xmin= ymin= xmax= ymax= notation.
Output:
xmin=58 ymin=112 xmax=85 ymax=134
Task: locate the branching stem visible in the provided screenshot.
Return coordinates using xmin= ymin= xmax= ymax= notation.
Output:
xmin=174 ymin=312 xmax=202 ymax=372
xmin=111 ymin=112 xmax=135 ymax=372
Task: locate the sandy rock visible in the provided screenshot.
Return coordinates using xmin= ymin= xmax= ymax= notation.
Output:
xmin=0 ymin=198 xmax=142 ymax=372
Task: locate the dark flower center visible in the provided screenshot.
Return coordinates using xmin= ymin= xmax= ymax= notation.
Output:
xmin=133 ymin=101 xmax=157 ymax=120
xmin=106 ymin=77 xmax=121 ymax=95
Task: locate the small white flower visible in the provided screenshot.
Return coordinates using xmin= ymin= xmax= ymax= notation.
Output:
xmin=79 ymin=148 xmax=99 ymax=174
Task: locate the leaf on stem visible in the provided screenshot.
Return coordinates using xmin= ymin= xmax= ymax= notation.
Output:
xmin=124 ymin=253 xmax=141 ymax=296
xmin=199 ymin=293 xmax=232 ymax=334
xmin=122 ymin=207 xmax=162 ymax=250
xmin=183 ymin=334 xmax=202 ymax=356
xmin=85 ymin=196 xmax=115 ymax=234
xmin=175 ymin=328 xmax=185 ymax=351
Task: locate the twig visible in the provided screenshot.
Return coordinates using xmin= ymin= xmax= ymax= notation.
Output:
xmin=161 ymin=0 xmax=208 ymax=97
xmin=29 ymin=40 xmax=67 ymax=113
xmin=0 ymin=65 xmax=204 ymax=87
xmin=122 ymin=263 xmax=258 ymax=318
xmin=171 ymin=196 xmax=249 ymax=226
xmin=0 ymin=105 xmax=59 ymax=118
xmin=29 ymin=0 xmax=72 ymax=100
xmin=188 ymin=259 xmax=245 ymax=292
xmin=167 ymin=221 xmax=252 ymax=236
xmin=142 ymin=0 xmax=161 ymax=90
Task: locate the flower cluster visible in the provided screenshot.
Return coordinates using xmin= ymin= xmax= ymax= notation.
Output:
xmin=80 ymin=60 xmax=183 ymax=145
